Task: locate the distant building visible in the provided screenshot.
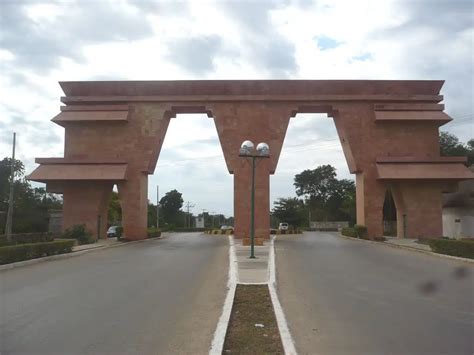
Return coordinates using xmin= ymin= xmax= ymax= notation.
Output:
xmin=442 ymin=176 xmax=474 ymax=238
xmin=195 ymin=216 xmax=205 ymax=228
xmin=48 ymin=209 xmax=63 ymax=236
xmin=310 ymin=221 xmax=349 ymax=231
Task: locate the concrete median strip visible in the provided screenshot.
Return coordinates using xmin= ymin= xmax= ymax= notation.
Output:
xmin=209 ymin=236 xmax=297 ymax=354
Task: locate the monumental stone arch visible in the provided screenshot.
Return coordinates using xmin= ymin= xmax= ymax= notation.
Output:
xmin=28 ymin=80 xmax=474 ymax=241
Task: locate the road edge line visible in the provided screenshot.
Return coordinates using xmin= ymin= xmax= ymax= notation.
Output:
xmin=269 ymin=236 xmax=298 ymax=355
xmin=209 ymin=235 xmax=238 ymax=354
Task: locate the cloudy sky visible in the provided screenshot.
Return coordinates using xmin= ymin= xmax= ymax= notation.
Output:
xmin=0 ymin=0 xmax=473 ymax=217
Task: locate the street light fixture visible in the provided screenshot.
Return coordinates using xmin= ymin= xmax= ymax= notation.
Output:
xmin=239 ymin=140 xmax=270 ymax=259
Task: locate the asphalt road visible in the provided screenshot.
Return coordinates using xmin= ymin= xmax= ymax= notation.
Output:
xmin=275 ymin=232 xmax=474 ymax=355
xmin=0 ymin=233 xmax=229 ymax=355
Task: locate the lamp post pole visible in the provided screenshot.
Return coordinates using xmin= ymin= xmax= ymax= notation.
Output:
xmin=156 ymin=185 xmax=159 ymax=229
xmin=250 ymin=156 xmax=256 ymax=259
xmin=5 ymin=132 xmax=16 ymax=242
xmin=239 ymin=140 xmax=270 ymax=260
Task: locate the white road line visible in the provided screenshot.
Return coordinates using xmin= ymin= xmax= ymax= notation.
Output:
xmin=209 ymin=235 xmax=238 ymax=354
xmin=269 ymin=236 xmax=298 ymax=355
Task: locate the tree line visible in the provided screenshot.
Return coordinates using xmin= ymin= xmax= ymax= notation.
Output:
xmin=271 ymin=164 xmax=355 ymax=228
xmin=108 ymin=189 xmax=233 ymax=230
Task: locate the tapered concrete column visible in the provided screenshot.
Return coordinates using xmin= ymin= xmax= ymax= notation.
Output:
xmin=233 ymin=160 xmax=270 ymax=239
xmin=211 ymin=102 xmax=293 ymax=240
xmin=391 ymin=182 xmax=443 ymax=238
xmin=356 ymin=173 xmax=386 ymax=238
xmin=62 ymin=182 xmax=112 ymax=239
xmin=118 ymin=172 xmax=148 ymax=240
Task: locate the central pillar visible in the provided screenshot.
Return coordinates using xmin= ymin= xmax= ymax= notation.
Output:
xmin=233 ymin=161 xmax=270 ymax=240
xmin=211 ymin=102 xmax=293 ymax=241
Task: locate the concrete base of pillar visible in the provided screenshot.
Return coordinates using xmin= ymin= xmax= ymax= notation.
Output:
xmin=242 ymin=238 xmax=265 ymax=246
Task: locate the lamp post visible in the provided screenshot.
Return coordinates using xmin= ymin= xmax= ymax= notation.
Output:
xmin=211 ymin=211 xmax=216 ymax=229
xmin=239 ymin=140 xmax=270 ymax=259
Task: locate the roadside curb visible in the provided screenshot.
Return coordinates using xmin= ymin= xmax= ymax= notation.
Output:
xmin=209 ymin=235 xmax=238 ymax=355
xmin=336 ymin=234 xmax=474 ymax=264
xmin=0 ymin=236 xmax=164 ymax=272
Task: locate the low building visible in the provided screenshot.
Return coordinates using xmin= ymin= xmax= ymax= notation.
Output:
xmin=48 ymin=209 xmax=63 ymax=236
xmin=310 ymin=221 xmax=349 ymax=231
xmin=442 ymin=178 xmax=474 ymax=238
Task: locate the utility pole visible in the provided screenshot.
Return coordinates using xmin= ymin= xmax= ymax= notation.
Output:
xmin=156 ymin=185 xmax=159 ymax=228
xmin=201 ymin=209 xmax=207 ymax=228
xmin=5 ymin=132 xmax=16 ymax=242
xmin=185 ymin=201 xmax=195 ymax=228
xmin=308 ymin=207 xmax=312 ymax=229
xmin=211 ymin=211 xmax=216 ymax=228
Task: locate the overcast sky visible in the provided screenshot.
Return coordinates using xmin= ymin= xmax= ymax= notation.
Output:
xmin=0 ymin=0 xmax=473 ymax=217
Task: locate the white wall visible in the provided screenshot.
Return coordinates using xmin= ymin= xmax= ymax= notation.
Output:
xmin=442 ymin=207 xmax=474 ymax=238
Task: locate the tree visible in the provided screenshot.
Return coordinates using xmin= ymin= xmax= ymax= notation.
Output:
xmin=0 ymin=157 xmax=62 ymax=233
xmin=293 ymin=164 xmax=355 ymax=222
xmin=159 ymin=189 xmax=184 ymax=226
xmin=107 ymin=191 xmax=122 ymax=225
xmin=439 ymin=131 xmax=473 ymax=166
xmin=272 ymin=197 xmax=306 ymax=228
xmin=294 ymin=164 xmax=337 ymax=204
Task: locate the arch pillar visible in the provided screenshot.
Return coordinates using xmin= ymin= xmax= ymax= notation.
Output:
xmin=62 ymin=181 xmax=112 ymax=239
xmin=211 ymin=102 xmax=293 ymax=240
xmin=233 ymin=160 xmax=271 ymax=239
xmin=118 ymin=171 xmax=148 ymax=240
xmin=391 ymin=182 xmax=445 ymax=238
xmin=355 ymin=173 xmax=386 ymax=238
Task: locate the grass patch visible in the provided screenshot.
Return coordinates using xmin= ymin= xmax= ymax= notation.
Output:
xmin=223 ymin=285 xmax=283 ymax=354
xmin=428 ymin=238 xmax=474 ymax=259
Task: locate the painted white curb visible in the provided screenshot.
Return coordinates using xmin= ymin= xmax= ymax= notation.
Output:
xmin=209 ymin=235 xmax=238 ymax=354
xmin=269 ymin=236 xmax=298 ymax=355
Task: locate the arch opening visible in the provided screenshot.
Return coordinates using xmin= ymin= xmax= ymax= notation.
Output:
xmin=383 ymin=189 xmax=397 ymax=237
xmin=271 ymin=112 xmax=354 ymax=231
xmin=149 ymin=113 xmax=233 ymax=231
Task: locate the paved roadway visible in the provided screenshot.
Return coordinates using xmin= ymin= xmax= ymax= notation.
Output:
xmin=0 ymin=233 xmax=228 ymax=355
xmin=275 ymin=232 xmax=474 ymax=355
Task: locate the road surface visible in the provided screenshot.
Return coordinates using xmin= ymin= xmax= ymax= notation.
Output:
xmin=275 ymin=232 xmax=474 ymax=355
xmin=0 ymin=233 xmax=228 ymax=355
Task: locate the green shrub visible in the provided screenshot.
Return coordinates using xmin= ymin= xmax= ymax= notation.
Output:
xmin=290 ymin=229 xmax=303 ymax=234
xmin=0 ymin=233 xmax=54 ymax=246
xmin=428 ymin=239 xmax=474 ymax=259
xmin=270 ymin=229 xmax=277 ymax=235
xmin=115 ymin=227 xmax=123 ymax=238
xmin=354 ymin=225 xmax=367 ymax=238
xmin=147 ymin=228 xmax=162 ymax=238
xmin=0 ymin=239 xmax=75 ymax=265
xmin=341 ymin=227 xmax=357 ymax=238
xmin=62 ymin=224 xmax=94 ymax=245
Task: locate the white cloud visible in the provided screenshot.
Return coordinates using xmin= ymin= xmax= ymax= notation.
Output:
xmin=0 ymin=0 xmax=472 ymax=217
